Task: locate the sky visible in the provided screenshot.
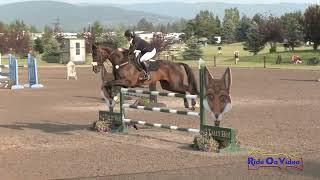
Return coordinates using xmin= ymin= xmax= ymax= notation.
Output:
xmin=0 ymin=0 xmax=319 ymax=4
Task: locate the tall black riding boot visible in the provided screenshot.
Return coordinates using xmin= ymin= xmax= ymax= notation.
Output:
xmin=140 ymin=61 xmax=151 ymax=80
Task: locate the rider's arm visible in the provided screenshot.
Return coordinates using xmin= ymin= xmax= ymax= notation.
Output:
xmin=128 ymin=43 xmax=135 ymax=55
xmin=128 ymin=37 xmax=139 ymax=54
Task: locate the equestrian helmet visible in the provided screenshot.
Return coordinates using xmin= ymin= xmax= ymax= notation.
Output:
xmin=124 ymin=30 xmax=134 ymax=38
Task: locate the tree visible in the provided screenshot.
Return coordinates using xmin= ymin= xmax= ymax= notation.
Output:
xmin=0 ymin=22 xmax=7 ymax=53
xmin=235 ymin=16 xmax=252 ymax=42
xmin=183 ymin=11 xmax=220 ymax=43
xmin=194 ymin=10 xmax=221 ymax=43
xmin=113 ymin=28 xmax=128 ymax=48
xmin=33 ymin=37 xmax=44 ymax=54
xmin=281 ymin=11 xmax=304 ymax=50
xmin=29 ymin=25 xmax=38 ymax=33
xmin=0 ymin=21 xmax=6 ymax=32
xmin=152 ymin=33 xmax=169 ymax=53
xmin=42 ymin=26 xmax=53 ymax=45
xmin=259 ymin=16 xmax=283 ymax=52
xmin=243 ymin=22 xmax=265 ymax=55
xmin=252 ymin=13 xmax=264 ymax=25
xmin=5 ymin=20 xmax=31 ymax=56
xmin=222 ymin=8 xmax=240 ymax=43
xmin=155 ymin=24 xmax=167 ymax=33
xmin=102 ymin=27 xmax=127 ymax=49
xmin=91 ymin=21 xmax=105 ymax=43
xmin=182 ymin=37 xmax=203 ymax=60
xmin=53 ymin=19 xmax=64 ymax=48
xmin=304 ymin=5 xmax=320 ymax=50
xmin=136 ymin=18 xmax=154 ymax=31
xmin=42 ymin=36 xmax=61 ymax=63
xmin=183 ymin=19 xmax=196 ymax=39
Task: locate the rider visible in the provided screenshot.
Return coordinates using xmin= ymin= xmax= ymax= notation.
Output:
xmin=124 ymin=30 xmax=156 ymax=80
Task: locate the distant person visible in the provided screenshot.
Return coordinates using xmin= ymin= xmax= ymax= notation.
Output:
xmin=234 ymin=50 xmax=240 ymax=64
xmin=291 ymin=54 xmax=302 ymax=64
xmin=124 ymin=30 xmax=156 ymax=81
xmin=218 ymin=46 xmax=222 ymax=55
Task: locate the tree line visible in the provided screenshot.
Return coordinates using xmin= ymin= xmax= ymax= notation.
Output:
xmin=132 ymin=5 xmax=320 ymax=53
xmin=0 ymin=4 xmax=319 ymax=60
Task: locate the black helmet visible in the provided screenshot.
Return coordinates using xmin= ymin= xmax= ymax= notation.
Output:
xmin=124 ymin=30 xmax=134 ymax=38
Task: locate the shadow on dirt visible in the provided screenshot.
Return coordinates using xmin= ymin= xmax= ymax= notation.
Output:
xmin=46 ymin=77 xmax=69 ymax=80
xmin=73 ymin=95 xmax=104 ymax=102
xmin=285 ymin=159 xmax=320 ymax=179
xmin=280 ymin=78 xmax=319 ymax=82
xmin=0 ymin=121 xmax=91 ymax=135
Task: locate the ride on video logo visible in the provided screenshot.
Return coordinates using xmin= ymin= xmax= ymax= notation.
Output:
xmin=248 ymin=150 xmax=304 ymax=170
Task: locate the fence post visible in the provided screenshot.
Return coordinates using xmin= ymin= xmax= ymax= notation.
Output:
xmin=149 ymin=83 xmax=157 ymax=103
xmin=264 ymin=56 xmax=266 ymax=68
xmin=199 ymin=58 xmax=206 ymax=130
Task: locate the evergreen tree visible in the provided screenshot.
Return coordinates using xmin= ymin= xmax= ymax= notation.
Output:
xmin=112 ymin=27 xmax=128 ymax=48
xmin=42 ymin=36 xmax=61 ymax=63
xmin=33 ymin=37 xmax=44 ymax=54
xmin=281 ymin=11 xmax=304 ymax=50
xmin=183 ymin=11 xmax=220 ymax=43
xmin=136 ymin=18 xmax=154 ymax=31
xmin=243 ymin=23 xmax=265 ymax=55
xmin=235 ymin=16 xmax=252 ymax=42
xmin=304 ymin=5 xmax=320 ymax=50
xmin=182 ymin=37 xmax=203 ymax=60
xmin=222 ymin=8 xmax=240 ymax=43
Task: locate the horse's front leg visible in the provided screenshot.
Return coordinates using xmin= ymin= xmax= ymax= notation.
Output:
xmin=101 ymin=79 xmax=132 ymax=110
xmin=101 ymin=83 xmax=116 ymax=112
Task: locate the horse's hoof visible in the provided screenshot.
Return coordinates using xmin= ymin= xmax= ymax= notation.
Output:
xmin=133 ymin=124 xmax=138 ymax=130
xmin=190 ymin=107 xmax=195 ymax=111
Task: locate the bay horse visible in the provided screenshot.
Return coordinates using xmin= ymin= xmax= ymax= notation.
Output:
xmin=91 ymin=43 xmax=199 ymax=112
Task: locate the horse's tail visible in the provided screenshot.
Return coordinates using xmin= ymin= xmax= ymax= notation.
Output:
xmin=178 ymin=63 xmax=199 ymax=95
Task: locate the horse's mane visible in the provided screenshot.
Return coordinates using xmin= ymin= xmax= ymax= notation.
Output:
xmin=95 ymin=42 xmax=129 ymax=60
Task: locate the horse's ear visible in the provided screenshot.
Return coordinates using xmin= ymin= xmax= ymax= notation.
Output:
xmin=222 ymin=67 xmax=232 ymax=92
xmin=204 ymin=66 xmax=214 ymax=88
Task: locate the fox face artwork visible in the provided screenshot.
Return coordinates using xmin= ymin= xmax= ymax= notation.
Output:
xmin=203 ymin=67 xmax=232 ymax=124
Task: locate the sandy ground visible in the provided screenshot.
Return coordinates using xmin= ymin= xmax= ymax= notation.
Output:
xmin=0 ymin=66 xmax=320 ymax=180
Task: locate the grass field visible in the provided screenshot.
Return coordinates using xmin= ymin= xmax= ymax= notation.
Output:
xmin=1 ymin=42 xmax=319 ymax=70
xmin=173 ymin=42 xmax=320 ymax=70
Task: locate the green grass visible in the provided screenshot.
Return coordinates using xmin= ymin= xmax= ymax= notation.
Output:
xmin=174 ymin=42 xmax=320 ymax=70
xmin=1 ymin=43 xmax=319 ymax=70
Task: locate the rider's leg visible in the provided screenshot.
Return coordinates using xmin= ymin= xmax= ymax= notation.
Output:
xmin=140 ymin=48 xmax=157 ymax=62
xmin=139 ymin=48 xmax=156 ymax=80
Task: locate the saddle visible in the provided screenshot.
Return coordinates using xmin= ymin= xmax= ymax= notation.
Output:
xmin=130 ymin=54 xmax=160 ymax=72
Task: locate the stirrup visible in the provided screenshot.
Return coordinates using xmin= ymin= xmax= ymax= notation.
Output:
xmin=139 ymin=71 xmax=151 ymax=81
xmin=145 ymin=72 xmax=151 ymax=80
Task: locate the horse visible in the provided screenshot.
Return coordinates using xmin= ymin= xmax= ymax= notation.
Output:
xmin=91 ymin=43 xmax=199 ymax=112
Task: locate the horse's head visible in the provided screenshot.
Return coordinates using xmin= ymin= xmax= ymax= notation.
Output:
xmin=203 ymin=67 xmax=232 ymax=125
xmin=91 ymin=43 xmax=125 ymax=73
xmin=91 ymin=43 xmax=104 ymax=73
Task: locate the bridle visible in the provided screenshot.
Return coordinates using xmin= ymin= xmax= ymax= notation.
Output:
xmin=92 ymin=46 xmax=129 ymax=70
xmin=92 ymin=47 xmax=115 ymax=67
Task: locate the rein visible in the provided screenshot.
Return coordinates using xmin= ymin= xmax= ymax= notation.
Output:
xmin=92 ymin=46 xmax=130 ymax=70
xmin=115 ymin=62 xmax=129 ymax=69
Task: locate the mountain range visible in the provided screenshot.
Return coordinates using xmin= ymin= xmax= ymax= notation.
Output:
xmin=0 ymin=1 xmax=309 ymax=31
xmin=114 ymin=2 xmax=308 ymax=19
